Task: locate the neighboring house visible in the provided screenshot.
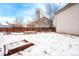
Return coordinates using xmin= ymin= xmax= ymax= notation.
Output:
xmin=0 ymin=22 xmax=23 ymax=32
xmin=55 ymin=3 xmax=79 ymax=35
xmin=26 ymin=17 xmax=51 ymax=28
xmin=0 ymin=25 xmax=11 ymax=28
xmin=6 ymin=21 xmax=23 ymax=28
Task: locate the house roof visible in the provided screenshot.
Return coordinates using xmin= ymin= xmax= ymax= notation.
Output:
xmin=56 ymin=3 xmax=76 ymax=14
xmin=0 ymin=25 xmax=11 ymax=28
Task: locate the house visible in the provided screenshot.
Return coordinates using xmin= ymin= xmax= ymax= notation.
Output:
xmin=26 ymin=17 xmax=51 ymax=28
xmin=55 ymin=3 xmax=79 ymax=35
xmin=25 ymin=17 xmax=56 ymax=32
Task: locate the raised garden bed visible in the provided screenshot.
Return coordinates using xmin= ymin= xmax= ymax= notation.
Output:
xmin=4 ymin=40 xmax=34 ymax=56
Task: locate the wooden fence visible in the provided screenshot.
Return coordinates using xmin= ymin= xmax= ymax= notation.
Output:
xmin=0 ymin=27 xmax=56 ymax=32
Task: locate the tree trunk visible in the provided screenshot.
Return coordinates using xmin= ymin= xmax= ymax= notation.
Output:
xmin=50 ymin=13 xmax=55 ymax=28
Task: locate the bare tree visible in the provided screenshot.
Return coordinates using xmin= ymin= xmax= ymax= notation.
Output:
xmin=46 ymin=3 xmax=59 ymax=28
xmin=14 ymin=16 xmax=24 ymax=27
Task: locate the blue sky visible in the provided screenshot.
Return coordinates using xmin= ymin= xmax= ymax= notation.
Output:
xmin=0 ymin=3 xmax=35 ymax=17
xmin=0 ymin=3 xmax=67 ymax=24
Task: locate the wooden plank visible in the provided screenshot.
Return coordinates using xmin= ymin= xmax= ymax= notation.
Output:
xmin=5 ymin=43 xmax=34 ymax=56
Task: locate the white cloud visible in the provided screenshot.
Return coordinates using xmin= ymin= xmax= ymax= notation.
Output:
xmin=0 ymin=17 xmax=15 ymax=25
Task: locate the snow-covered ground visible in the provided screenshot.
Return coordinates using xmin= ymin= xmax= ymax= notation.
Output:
xmin=0 ymin=32 xmax=79 ymax=56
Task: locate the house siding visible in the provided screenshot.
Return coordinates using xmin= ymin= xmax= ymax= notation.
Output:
xmin=56 ymin=3 xmax=79 ymax=35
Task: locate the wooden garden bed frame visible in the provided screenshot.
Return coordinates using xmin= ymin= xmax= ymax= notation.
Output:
xmin=4 ymin=40 xmax=34 ymax=56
